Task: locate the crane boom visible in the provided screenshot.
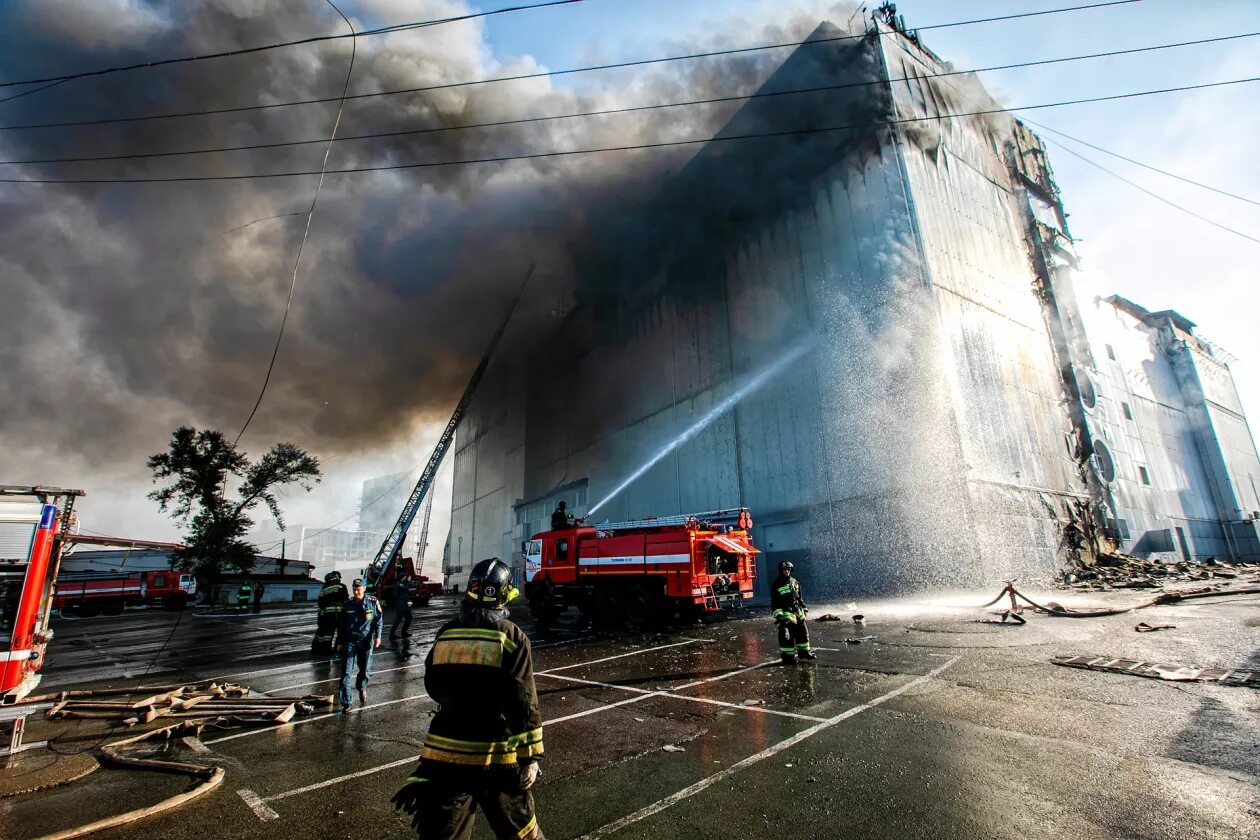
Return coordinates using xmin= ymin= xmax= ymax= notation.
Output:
xmin=414 ymin=492 xmax=435 ymax=576
xmin=367 ymin=273 xmax=528 ymax=579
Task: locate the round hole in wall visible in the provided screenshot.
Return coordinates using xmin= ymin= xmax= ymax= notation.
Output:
xmin=1092 ymin=439 xmax=1115 ymax=483
xmin=1076 ymin=370 xmax=1097 ymax=409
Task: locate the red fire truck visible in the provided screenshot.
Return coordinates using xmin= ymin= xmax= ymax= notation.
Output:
xmin=373 ymin=557 xmax=444 ymax=607
xmin=54 ymin=569 xmax=197 ymax=615
xmin=523 ymin=508 xmax=759 ymax=626
xmin=1 ymin=485 xmax=82 ymax=703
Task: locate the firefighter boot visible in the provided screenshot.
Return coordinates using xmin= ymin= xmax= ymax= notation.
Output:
xmin=798 ymin=650 xmax=818 ymax=661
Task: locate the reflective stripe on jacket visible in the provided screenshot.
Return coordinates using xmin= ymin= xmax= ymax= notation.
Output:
xmin=414 ymin=608 xmax=543 ymax=772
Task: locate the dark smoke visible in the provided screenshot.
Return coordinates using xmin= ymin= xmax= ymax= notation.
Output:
xmin=0 ymin=0 xmax=856 ymax=520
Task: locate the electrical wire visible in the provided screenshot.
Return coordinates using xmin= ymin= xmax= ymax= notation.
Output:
xmin=0 ymin=0 xmax=586 ymax=90
xmin=0 ymin=0 xmax=1144 ymax=133
xmin=1041 ymin=138 xmax=1260 ymax=247
xmin=233 ymin=0 xmax=356 ymax=445
xmin=6 ymin=30 xmax=1254 ymax=168
xmin=1019 ymin=117 xmax=1260 ymax=209
xmin=4 ymin=74 xmax=1259 ymax=185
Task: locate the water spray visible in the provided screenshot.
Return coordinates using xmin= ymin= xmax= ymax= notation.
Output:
xmin=587 ymin=341 xmax=813 ymax=517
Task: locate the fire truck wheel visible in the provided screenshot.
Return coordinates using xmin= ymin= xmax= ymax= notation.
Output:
xmin=593 ymin=586 xmax=625 ymax=628
xmin=529 ymin=586 xmax=561 ymax=626
xmin=163 ymin=594 xmax=188 ymax=610
xmin=102 ymin=599 xmax=124 ymax=616
xmin=621 ymin=585 xmax=655 ymax=630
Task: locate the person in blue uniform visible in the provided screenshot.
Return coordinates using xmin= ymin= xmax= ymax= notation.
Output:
xmin=336 ymin=577 xmax=383 ymax=710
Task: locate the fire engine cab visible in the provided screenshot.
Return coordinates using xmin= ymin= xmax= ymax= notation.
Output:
xmin=524 ymin=508 xmax=759 ymax=626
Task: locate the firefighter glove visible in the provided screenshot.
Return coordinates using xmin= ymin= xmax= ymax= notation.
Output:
xmin=391 ymin=778 xmax=427 ymax=828
xmin=519 ymin=760 xmax=541 ymax=790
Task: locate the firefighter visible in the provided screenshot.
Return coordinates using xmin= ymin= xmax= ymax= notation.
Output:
xmin=391 ymin=558 xmax=544 ymax=840
xmin=391 ymin=562 xmax=414 ymax=642
xmin=336 ymin=578 xmax=383 ymax=710
xmin=313 ymin=571 xmax=348 ymax=654
xmin=770 ymin=561 xmax=816 ymax=664
xmin=550 ymin=501 xmax=573 ymax=530
xmin=236 ymin=581 xmax=253 ymax=613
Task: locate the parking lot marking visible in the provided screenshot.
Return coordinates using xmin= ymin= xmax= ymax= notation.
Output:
xmin=575 ymin=657 xmax=961 ymax=839
xmin=538 ymin=670 xmax=828 ymax=722
xmin=267 ymin=757 xmax=417 ymax=803
xmin=265 ymin=659 xmax=426 ymax=694
xmin=238 ymin=788 xmax=280 ymax=821
xmin=537 ymin=639 xmax=702 ymax=674
xmin=204 ymin=692 xmax=431 ymax=745
xmin=237 ymin=649 xmax=780 ymax=819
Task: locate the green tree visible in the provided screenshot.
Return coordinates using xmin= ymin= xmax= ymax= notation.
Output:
xmin=147 ymin=427 xmax=321 ymax=599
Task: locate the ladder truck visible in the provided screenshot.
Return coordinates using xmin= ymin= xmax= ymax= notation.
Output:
xmin=1 ymin=485 xmax=82 ymax=761
xmin=524 ymin=508 xmax=760 ymax=627
xmin=363 ymin=278 xmax=526 ymax=602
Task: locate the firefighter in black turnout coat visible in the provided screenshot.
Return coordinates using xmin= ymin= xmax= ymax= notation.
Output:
xmin=312 ymin=571 xmax=348 ymax=654
xmin=771 ymin=561 xmax=816 ymax=664
xmin=392 ymin=558 xmax=545 ymax=840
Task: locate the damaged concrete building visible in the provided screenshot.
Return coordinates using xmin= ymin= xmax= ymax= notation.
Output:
xmin=444 ymin=14 xmax=1260 ymax=598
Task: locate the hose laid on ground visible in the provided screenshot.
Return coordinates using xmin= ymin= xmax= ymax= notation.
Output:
xmin=31 ymin=721 xmax=223 ymax=840
xmin=983 ymin=580 xmax=1260 ymax=619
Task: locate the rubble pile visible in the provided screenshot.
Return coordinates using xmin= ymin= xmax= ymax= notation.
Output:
xmin=38 ymin=682 xmax=333 ymax=727
xmin=1062 ymin=555 xmax=1260 ymax=592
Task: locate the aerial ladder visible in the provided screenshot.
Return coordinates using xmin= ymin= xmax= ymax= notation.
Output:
xmin=364 ymin=273 xmax=528 ymax=584
xmin=414 ymin=492 xmax=435 ymax=577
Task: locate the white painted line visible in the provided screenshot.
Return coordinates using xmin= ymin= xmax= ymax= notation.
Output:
xmin=236 ymin=649 xmax=771 ymax=818
xmin=265 ymin=661 xmax=417 ymax=694
xmin=258 ymin=693 xmax=664 ymax=810
xmin=538 ymin=670 xmax=827 ymax=722
xmin=575 ymin=657 xmax=961 ymax=839
xmin=182 ymin=736 xmax=210 ymax=754
xmin=205 ymin=692 xmax=431 ymax=745
xmin=267 ymin=757 xmax=417 ymax=802
xmin=537 ymin=672 xmax=655 ymax=694
xmin=238 ymin=789 xmax=280 ymax=821
xmin=673 ymin=660 xmax=779 ymax=689
xmin=538 ymin=639 xmax=702 ymax=674
xmin=665 ymin=694 xmax=827 ymax=722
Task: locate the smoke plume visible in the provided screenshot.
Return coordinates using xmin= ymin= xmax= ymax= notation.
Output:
xmin=0 ymin=0 xmax=857 ymax=531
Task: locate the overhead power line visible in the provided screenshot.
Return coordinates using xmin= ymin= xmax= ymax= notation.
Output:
xmin=1020 ymin=117 xmax=1260 ymax=209
xmin=1042 ymin=138 xmax=1260 ymax=246
xmin=234 ymin=0 xmax=357 ymax=446
xmin=0 ymin=0 xmax=1143 ymax=132
xmin=0 ymin=0 xmax=586 ymax=90
xmin=3 ymin=30 xmax=1252 ymax=168
xmin=3 ymin=75 xmax=1257 ymax=185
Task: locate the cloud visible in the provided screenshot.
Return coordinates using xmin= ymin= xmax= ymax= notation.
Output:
xmin=0 ymin=0 xmax=859 ymax=534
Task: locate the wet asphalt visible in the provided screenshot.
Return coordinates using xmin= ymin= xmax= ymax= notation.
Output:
xmin=2 ymin=588 xmax=1258 ymax=839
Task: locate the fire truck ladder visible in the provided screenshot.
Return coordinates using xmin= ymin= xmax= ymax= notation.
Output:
xmin=366 ymin=272 xmax=529 ymax=581
xmin=592 ymin=507 xmax=750 ymax=532
xmin=413 ymin=492 xmax=434 ymax=575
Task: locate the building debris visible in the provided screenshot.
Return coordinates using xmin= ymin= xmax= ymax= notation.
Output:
xmin=1134 ymin=622 xmax=1176 ymax=633
xmin=1052 ymin=655 xmax=1259 ymax=688
xmin=662 ymin=744 xmax=685 ymax=753
xmin=1063 ymin=556 xmax=1260 ymax=592
xmin=35 ymin=682 xmax=332 ymax=727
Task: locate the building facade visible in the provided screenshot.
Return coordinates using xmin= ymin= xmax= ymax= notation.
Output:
xmin=446 ymin=15 xmax=1260 ymax=597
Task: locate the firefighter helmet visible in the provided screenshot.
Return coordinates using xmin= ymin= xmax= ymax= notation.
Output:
xmin=325 ymin=570 xmax=342 ymax=584
xmin=779 ymin=560 xmax=794 ymax=574
xmin=465 ymin=558 xmax=519 ymax=608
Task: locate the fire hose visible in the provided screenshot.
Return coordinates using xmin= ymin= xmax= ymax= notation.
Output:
xmin=980 ymin=579 xmax=1260 ymax=618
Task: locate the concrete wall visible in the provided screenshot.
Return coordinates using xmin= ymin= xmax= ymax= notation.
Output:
xmin=447 ymin=22 xmax=1091 ymax=597
xmin=1074 ymin=292 xmax=1260 ymax=561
